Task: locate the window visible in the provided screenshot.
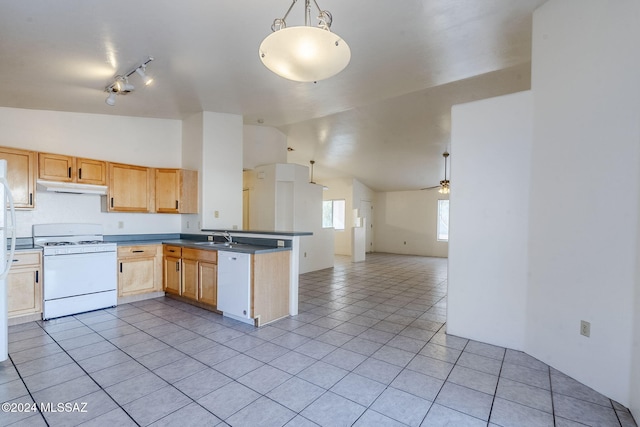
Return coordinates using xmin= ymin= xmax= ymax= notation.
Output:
xmin=323 ymin=199 xmax=346 ymax=230
xmin=437 ymin=199 xmax=449 ymax=241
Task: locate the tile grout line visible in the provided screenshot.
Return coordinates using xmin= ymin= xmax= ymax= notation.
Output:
xmin=34 ymin=318 xmax=142 ymax=427
xmin=485 ymin=346 xmax=507 ymax=426
xmin=7 ymin=353 xmax=50 ymax=427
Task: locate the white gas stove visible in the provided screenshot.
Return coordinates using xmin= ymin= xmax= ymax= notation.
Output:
xmin=33 ymin=224 xmax=117 ymax=320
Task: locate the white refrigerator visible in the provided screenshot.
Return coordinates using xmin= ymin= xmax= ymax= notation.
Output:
xmin=0 ymin=159 xmax=17 ymax=361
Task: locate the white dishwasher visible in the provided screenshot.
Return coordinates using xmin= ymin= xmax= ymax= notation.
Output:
xmin=216 ymin=251 xmax=253 ymax=324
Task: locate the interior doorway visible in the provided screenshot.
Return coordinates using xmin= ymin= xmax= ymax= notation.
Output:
xmin=360 ymin=200 xmax=373 ymax=253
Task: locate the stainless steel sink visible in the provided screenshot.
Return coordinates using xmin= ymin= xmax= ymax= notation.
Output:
xmin=193 ymin=242 xmax=250 ymax=249
xmin=194 ymin=241 xmax=228 ymax=247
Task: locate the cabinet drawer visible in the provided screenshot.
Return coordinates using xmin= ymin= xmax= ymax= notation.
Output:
xmin=118 ymin=245 xmax=158 ymax=258
xmin=182 ymin=248 xmax=217 ymax=263
xmin=163 ymin=245 xmax=182 ymax=257
xmin=11 ymin=251 xmax=41 ymax=268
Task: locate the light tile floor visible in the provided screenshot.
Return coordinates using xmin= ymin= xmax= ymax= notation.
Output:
xmin=1 ymin=253 xmax=637 ymax=427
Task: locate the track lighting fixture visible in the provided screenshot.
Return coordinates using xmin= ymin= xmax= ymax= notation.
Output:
xmin=104 ymin=56 xmax=154 ymax=106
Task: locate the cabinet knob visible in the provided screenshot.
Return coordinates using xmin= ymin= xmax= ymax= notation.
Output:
xmin=132 ymin=250 xmax=144 ymax=253
xmin=79 ymin=168 xmax=82 ymax=179
xmin=68 ymin=167 xmax=71 ymax=178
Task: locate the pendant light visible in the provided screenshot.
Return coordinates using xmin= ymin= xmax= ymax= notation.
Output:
xmin=259 ymin=0 xmax=351 ymax=82
xmin=309 ymin=160 xmax=316 ymax=184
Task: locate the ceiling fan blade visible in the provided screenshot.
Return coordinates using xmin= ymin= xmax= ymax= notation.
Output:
xmin=420 ymin=185 xmax=440 ymax=190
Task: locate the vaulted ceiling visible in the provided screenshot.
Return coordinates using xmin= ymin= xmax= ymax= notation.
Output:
xmin=0 ymin=0 xmax=544 ymax=191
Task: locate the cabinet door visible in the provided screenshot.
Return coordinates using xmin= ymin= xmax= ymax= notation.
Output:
xmin=155 ymin=169 xmax=179 ymax=213
xmin=8 ymin=268 xmax=41 ymax=317
xmin=39 ymin=153 xmax=74 ymax=182
xmin=108 ymin=163 xmax=152 ymax=212
xmin=0 ymin=147 xmax=35 ymax=209
xmin=181 ymin=258 xmax=199 ymax=300
xmin=77 ymin=158 xmax=106 ymax=185
xmin=163 ymin=256 xmax=182 ymax=295
xmin=199 ymin=261 xmax=217 ymax=306
xmin=119 ymin=257 xmax=156 ymax=297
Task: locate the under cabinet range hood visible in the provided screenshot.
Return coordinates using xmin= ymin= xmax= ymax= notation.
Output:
xmin=36 ymin=180 xmax=108 ymax=195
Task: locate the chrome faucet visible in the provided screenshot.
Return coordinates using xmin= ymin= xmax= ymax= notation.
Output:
xmin=223 ymin=231 xmax=233 ymax=244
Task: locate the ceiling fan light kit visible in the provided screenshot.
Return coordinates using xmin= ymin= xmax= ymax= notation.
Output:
xmin=259 ymin=0 xmax=351 ymax=82
xmin=422 ymin=151 xmax=451 ymax=193
xmin=104 ymin=56 xmax=154 ymax=106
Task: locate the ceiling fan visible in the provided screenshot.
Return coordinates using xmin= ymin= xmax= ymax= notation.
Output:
xmin=421 ymin=151 xmax=450 ymax=193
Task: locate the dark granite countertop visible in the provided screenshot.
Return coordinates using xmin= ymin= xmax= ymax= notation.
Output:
xmin=107 ymin=233 xmax=291 ymax=254
xmin=201 ymin=229 xmax=312 ymax=237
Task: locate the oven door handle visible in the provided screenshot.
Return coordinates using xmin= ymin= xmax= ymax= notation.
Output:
xmin=0 ymin=176 xmax=16 ymax=280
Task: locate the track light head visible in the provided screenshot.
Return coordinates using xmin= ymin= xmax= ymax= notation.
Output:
xmin=113 ymin=76 xmax=134 ymax=93
xmin=135 ymin=65 xmax=153 ymax=86
xmin=105 ymin=91 xmax=117 ymax=106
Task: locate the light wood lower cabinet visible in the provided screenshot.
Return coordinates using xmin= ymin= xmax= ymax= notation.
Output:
xmin=199 ymin=261 xmax=218 ymax=306
xmin=117 ymin=245 xmax=162 ymax=297
xmin=8 ymin=251 xmax=42 ymax=318
xmin=163 ymin=245 xmax=218 ymax=307
xmin=163 ymin=245 xmax=182 ymax=295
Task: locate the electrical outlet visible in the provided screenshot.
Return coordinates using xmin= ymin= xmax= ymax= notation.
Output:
xmin=214 ymin=210 xmax=219 ymax=218
xmin=580 ymin=320 xmax=591 ymax=337
xmin=186 ymin=221 xmax=190 ymax=229
xmin=208 ymin=235 xmax=214 ymax=241
xmin=118 ymin=221 xmax=124 ymax=229
xmin=277 ymin=240 xmax=285 ymax=247
xmin=304 ymin=252 xmax=307 ymax=258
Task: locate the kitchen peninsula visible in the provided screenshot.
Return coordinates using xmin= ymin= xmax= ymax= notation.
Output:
xmin=111 ymin=229 xmax=311 ymax=326
xmin=200 ymin=229 xmax=312 ymax=318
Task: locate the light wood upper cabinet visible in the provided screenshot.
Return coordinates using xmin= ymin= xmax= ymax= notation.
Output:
xmin=39 ymin=153 xmax=106 ymax=185
xmin=155 ymin=169 xmax=198 ymax=214
xmin=38 ymin=153 xmax=74 ymax=182
xmin=76 ymin=158 xmax=107 ymax=185
xmin=107 ymin=163 xmax=154 ymax=212
xmin=0 ymin=147 xmax=36 ymax=209
xmin=117 ymin=245 xmax=162 ymax=298
xmin=8 ymin=251 xmax=42 ymax=319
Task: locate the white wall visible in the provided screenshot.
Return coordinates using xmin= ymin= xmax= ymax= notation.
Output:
xmin=0 ymin=107 xmax=182 ymax=237
xmin=246 ymin=163 xmax=334 ymax=273
xmin=181 ymin=112 xmax=205 ymax=234
xmin=375 ymin=190 xmax=449 ymax=258
xmin=200 ymin=112 xmax=243 ymax=230
xmin=322 ymin=178 xmax=376 ymax=257
xmin=448 ymin=91 xmax=532 ymax=350
xmin=526 ymin=0 xmax=640 ymax=407
xmin=448 ymin=0 xmax=640 ymax=411
xmin=322 ymin=178 xmax=353 ymax=256
xmin=243 ymin=125 xmax=288 ymax=170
